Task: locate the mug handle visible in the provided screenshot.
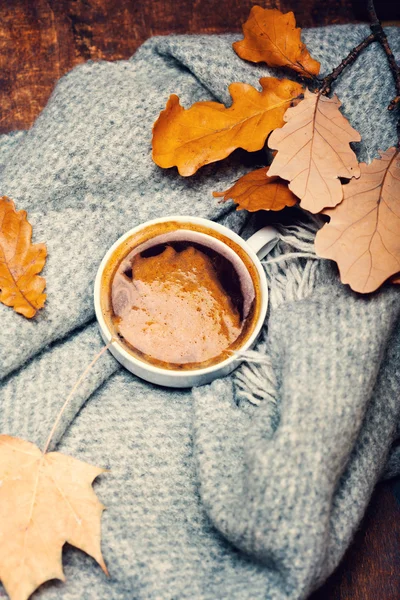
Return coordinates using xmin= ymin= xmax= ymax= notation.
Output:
xmin=246 ymin=226 xmax=279 ymax=260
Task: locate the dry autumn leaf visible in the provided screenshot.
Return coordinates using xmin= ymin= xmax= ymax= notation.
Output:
xmin=233 ymin=7 xmax=320 ymax=79
xmin=315 ymin=147 xmax=400 ymax=293
xmin=0 ymin=197 xmax=47 ymax=318
xmin=268 ymin=89 xmax=361 ymax=214
xmin=213 ymin=167 xmax=298 ymax=211
xmin=152 ymin=77 xmax=303 ymax=176
xmin=0 ymin=435 xmax=107 ymax=600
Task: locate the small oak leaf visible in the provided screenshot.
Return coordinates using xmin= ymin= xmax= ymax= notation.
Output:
xmin=233 ymin=7 xmax=320 ymax=79
xmin=152 ymin=77 xmax=303 ymax=176
xmin=0 ymin=435 xmax=108 ymax=600
xmin=213 ymin=167 xmax=298 ymax=211
xmin=0 ymin=197 xmax=47 ymax=318
xmin=315 ymin=147 xmax=400 ymax=293
xmin=268 ymin=89 xmax=361 ymax=214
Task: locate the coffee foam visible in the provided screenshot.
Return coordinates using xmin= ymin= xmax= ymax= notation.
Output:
xmin=117 ymin=230 xmax=256 ymax=319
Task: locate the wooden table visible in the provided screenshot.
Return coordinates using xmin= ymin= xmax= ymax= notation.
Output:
xmin=1 ymin=2 xmax=399 ymax=599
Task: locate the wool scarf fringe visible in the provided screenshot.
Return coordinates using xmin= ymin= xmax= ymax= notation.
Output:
xmin=234 ymin=219 xmax=321 ymax=406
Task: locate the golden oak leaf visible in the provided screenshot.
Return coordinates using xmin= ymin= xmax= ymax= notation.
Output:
xmin=268 ymin=89 xmax=361 ymax=214
xmin=0 ymin=197 xmax=47 ymax=318
xmin=315 ymin=148 xmax=400 ymax=293
xmin=152 ymin=77 xmax=303 ymax=176
xmin=213 ymin=167 xmax=298 ymax=211
xmin=233 ymin=7 xmax=320 ymax=79
xmin=0 ymin=435 xmax=108 ymax=600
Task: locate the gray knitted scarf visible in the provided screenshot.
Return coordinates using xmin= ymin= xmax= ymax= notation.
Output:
xmin=0 ymin=24 xmax=399 ymax=600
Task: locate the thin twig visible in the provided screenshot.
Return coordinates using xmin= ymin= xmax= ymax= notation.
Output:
xmin=317 ymin=0 xmax=400 ymax=144
xmin=366 ymin=0 xmax=379 ymax=22
xmin=367 ymin=0 xmax=400 ymax=143
xmin=42 ymin=341 xmax=113 ymax=455
xmin=367 ymin=0 xmax=400 ymax=102
xmin=319 ymin=33 xmax=376 ymax=96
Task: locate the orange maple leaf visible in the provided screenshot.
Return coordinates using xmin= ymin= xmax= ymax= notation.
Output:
xmin=315 ymin=148 xmax=400 ymax=293
xmin=213 ymin=167 xmax=298 ymax=211
xmin=268 ymin=90 xmax=361 ymax=214
xmin=233 ymin=7 xmax=320 ymax=79
xmin=0 ymin=197 xmax=47 ymax=318
xmin=152 ymin=77 xmax=303 ymax=176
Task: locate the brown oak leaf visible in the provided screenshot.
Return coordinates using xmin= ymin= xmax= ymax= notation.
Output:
xmin=213 ymin=167 xmax=298 ymax=211
xmin=268 ymin=89 xmax=361 ymax=214
xmin=233 ymin=7 xmax=320 ymax=79
xmin=0 ymin=197 xmax=47 ymax=318
xmin=0 ymin=435 xmax=108 ymax=600
xmin=315 ymin=147 xmax=400 ymax=293
xmin=152 ymin=77 xmax=303 ymax=176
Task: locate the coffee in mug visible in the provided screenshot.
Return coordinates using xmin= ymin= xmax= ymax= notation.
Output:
xmin=99 ymin=221 xmax=262 ymax=371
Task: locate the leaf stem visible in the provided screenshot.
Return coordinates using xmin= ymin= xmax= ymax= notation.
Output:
xmin=42 ymin=340 xmax=113 ymax=455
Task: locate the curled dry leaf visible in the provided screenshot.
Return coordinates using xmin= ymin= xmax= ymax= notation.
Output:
xmin=233 ymin=7 xmax=320 ymax=79
xmin=268 ymin=89 xmax=361 ymax=214
xmin=0 ymin=197 xmax=47 ymax=318
xmin=315 ymin=148 xmax=400 ymax=293
xmin=152 ymin=77 xmax=303 ymax=176
xmin=213 ymin=167 xmax=298 ymax=211
xmin=0 ymin=435 xmax=108 ymax=600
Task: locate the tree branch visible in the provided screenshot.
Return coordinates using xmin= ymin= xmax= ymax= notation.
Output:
xmin=318 ymin=0 xmax=400 ymax=144
xmin=367 ymin=0 xmax=400 ymax=110
xmin=367 ymin=0 xmax=400 ymax=143
xmin=319 ymin=33 xmax=376 ymax=96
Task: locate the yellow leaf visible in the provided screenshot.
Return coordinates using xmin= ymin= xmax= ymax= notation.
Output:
xmin=152 ymin=78 xmax=303 ymax=176
xmin=268 ymin=90 xmax=361 ymax=214
xmin=315 ymin=148 xmax=400 ymax=293
xmin=233 ymin=7 xmax=320 ymax=79
xmin=0 ymin=197 xmax=47 ymax=318
xmin=0 ymin=435 xmax=108 ymax=600
xmin=213 ymin=167 xmax=298 ymax=211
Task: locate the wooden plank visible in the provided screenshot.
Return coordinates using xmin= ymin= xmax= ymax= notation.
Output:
xmin=0 ymin=0 xmax=356 ymax=132
xmin=312 ymin=482 xmax=400 ymax=600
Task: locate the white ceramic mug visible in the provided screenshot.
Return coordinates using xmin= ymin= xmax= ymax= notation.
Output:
xmin=94 ymin=216 xmax=278 ymax=388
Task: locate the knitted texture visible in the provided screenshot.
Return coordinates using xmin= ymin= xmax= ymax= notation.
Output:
xmin=0 ymin=25 xmax=399 ymax=600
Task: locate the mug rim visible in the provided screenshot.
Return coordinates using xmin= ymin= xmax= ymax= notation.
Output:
xmin=94 ymin=215 xmax=268 ymax=381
